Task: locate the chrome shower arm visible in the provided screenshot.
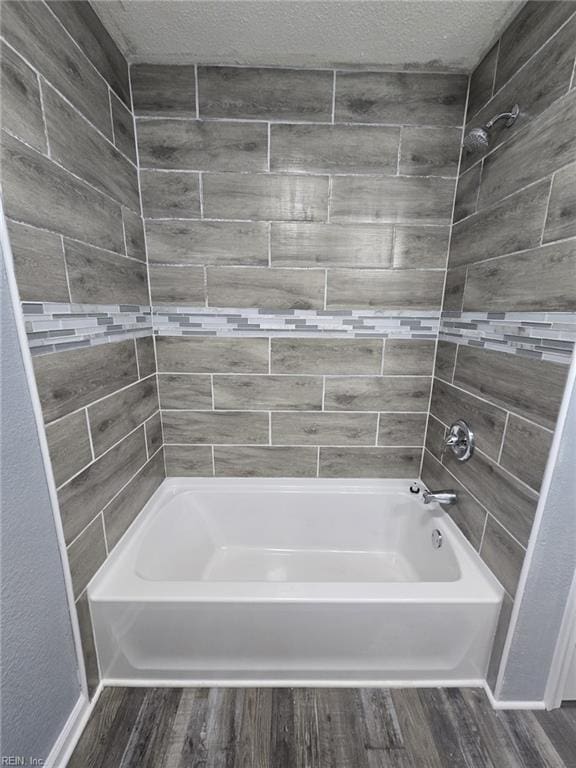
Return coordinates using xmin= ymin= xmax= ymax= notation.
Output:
xmin=485 ymin=104 xmax=520 ymax=129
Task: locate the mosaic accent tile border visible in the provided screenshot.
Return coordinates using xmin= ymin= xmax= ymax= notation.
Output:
xmin=22 ymin=302 xmax=576 ymax=365
xmin=153 ymin=306 xmax=440 ymax=339
xmin=440 ymin=311 xmax=576 ymax=365
xmin=22 ymin=302 xmax=153 ymax=356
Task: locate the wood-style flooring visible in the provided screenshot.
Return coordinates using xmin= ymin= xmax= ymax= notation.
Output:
xmin=68 ymin=687 xmax=576 ymax=768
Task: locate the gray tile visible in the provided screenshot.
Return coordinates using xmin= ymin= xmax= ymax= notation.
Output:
xmin=454 ymin=345 xmax=568 ymax=429
xmin=271 ymin=222 xmax=394 ymax=269
xmin=46 ymin=0 xmax=130 ymax=105
xmin=137 ymin=118 xmax=268 ymax=172
xmin=421 ymin=451 xmax=486 ymax=550
xmin=1 ymin=43 xmax=46 ymax=152
xmin=111 ymin=92 xmax=136 ymax=164
xmin=495 ymin=2 xmax=575 ymax=90
xmin=467 ymin=42 xmax=498 ymax=121
xmin=463 ymin=15 xmax=576 ymax=175
xmin=327 ymin=269 xmax=444 ymax=309
xmin=450 ymin=179 xmax=551 ymax=268
xmin=486 ymin=593 xmax=514 ymax=689
xmin=430 ymin=377 xmax=507 ymax=461
xmin=325 ymin=375 xmax=431 ymax=412
xmin=444 ymin=448 xmax=538 ymax=547
xmin=67 ymin=515 xmax=106 ymax=598
xmin=453 ymin=165 xmax=481 ymax=223
xmin=140 ymin=170 xmax=201 ymax=218
xmin=1 ymin=0 xmax=112 ymax=136
xmin=46 ymin=410 xmax=92 ymax=487
xmin=64 ymin=240 xmax=149 ymax=305
xmin=131 ymin=64 xmax=196 ymax=116
xmin=103 ymin=450 xmax=164 ymax=551
xmin=6 ymin=219 xmax=69 ymax=302
xmin=122 ymin=207 xmax=146 ymax=262
xmin=392 ymin=226 xmax=450 ymax=269
xmin=543 ymin=163 xmax=576 ymax=243
xmin=164 ymin=445 xmax=213 ymax=476
xmin=214 ymin=446 xmax=317 ymax=477
xmin=159 ymin=374 xmax=212 ymax=409
xmin=463 ymin=239 xmax=576 ymax=312
xmin=163 ymin=410 xmax=268 ymax=444
xmin=443 ymin=267 xmax=466 ymax=312
xmin=135 ymin=337 xmax=156 ymax=378
xmin=331 ymin=175 xmax=455 ymax=225
xmin=500 ymin=414 xmax=553 ymax=492
xmin=377 ymin=413 xmax=427 ymax=446
xmin=75 ymin=592 xmax=99 ymax=697
xmin=382 ymin=340 xmax=436 ymax=376
xmin=271 ymin=124 xmax=400 ymax=174
xmin=479 ymin=89 xmax=576 ymax=209
xmin=334 ymin=71 xmax=467 ymax=126
xmin=319 ymin=446 xmax=421 ymax=478
xmin=88 ymin=378 xmax=159 ymax=456
xmin=146 ymin=220 xmax=269 ymax=266
xmin=203 ymin=172 xmax=329 ymax=221
xmin=157 ymin=336 xmax=269 ymax=374
xmin=480 ymin=515 xmax=526 ymax=597
xmin=43 ymin=83 xmax=141 ymax=211
xmin=198 ymin=66 xmax=333 ymax=121
xmin=144 ymin=412 xmax=163 ymax=457
xmin=34 ymin=340 xmax=139 ymax=423
xmin=59 ymin=427 xmax=147 ymax=545
xmin=207 ymin=266 xmax=325 ymax=309
xmin=213 ymin=375 xmax=323 ymax=411
xmin=272 ymin=411 xmax=378 ymax=446
xmin=149 ymin=265 xmax=205 ymax=304
xmin=398 ymin=127 xmax=461 ymax=177
xmin=272 ymin=338 xmax=383 ymax=374
xmin=424 ymin=415 xmax=447 ymax=461
xmin=1 ymin=132 xmax=124 ymax=253
xmin=435 ymin=341 xmax=457 ymax=381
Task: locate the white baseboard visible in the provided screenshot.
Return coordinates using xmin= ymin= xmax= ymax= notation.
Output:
xmin=483 ymin=681 xmax=546 ymax=710
xmin=45 ymin=684 xmax=103 ymax=768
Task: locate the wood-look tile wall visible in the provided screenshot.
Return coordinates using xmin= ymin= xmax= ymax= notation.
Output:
xmin=423 ymin=2 xmax=576 ymax=691
xmin=1 ymin=0 xmax=163 ymax=698
xmin=133 ymin=63 xmax=466 ymax=477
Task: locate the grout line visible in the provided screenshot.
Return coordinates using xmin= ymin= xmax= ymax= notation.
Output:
xmin=198 ymin=172 xmax=205 ymax=219
xmin=210 ymin=374 xmax=215 ymax=410
xmin=134 ymin=114 xmax=467 ymax=129
xmin=164 ymin=441 xmax=424 ymax=448
xmin=203 ymin=266 xmax=209 ymax=307
xmin=321 ymin=376 xmax=326 ymax=412
xmin=108 ymin=87 xmax=116 ymax=145
xmin=84 ymin=409 xmax=95 ymax=462
xmin=268 ymin=222 xmax=272 ymax=267
xmin=316 ymin=446 xmax=321 ymax=477
xmin=497 ymin=411 xmax=510 ymax=464
xmin=267 ymin=123 xmax=271 ymax=171
xmin=268 ymin=337 xmax=272 ymax=374
xmin=570 ymin=55 xmax=576 ymax=91
xmin=375 ymin=412 xmax=381 ymax=446
xmin=37 ymin=75 xmax=51 ymax=158
xmin=211 ymin=444 xmax=216 ymax=476
xmin=396 ymin=127 xmax=402 ymax=176
xmin=100 ymin=512 xmax=109 ymax=557
xmin=59 ymin=235 xmax=73 ymax=303
xmin=326 ymin=176 xmax=333 ymax=223
xmin=478 ymin=511 xmax=490 ymax=553
xmin=143 ymin=419 xmax=150 ymax=460
xmin=380 ymin=339 xmax=386 ymax=374
xmin=268 ymin=411 xmax=272 ymax=445
xmin=194 ymin=65 xmax=200 ymax=119
xmin=491 ymin=39 xmax=500 ymax=99
xmin=134 ymin=337 xmax=141 ymax=379
xmin=323 ymin=269 xmax=328 ymax=310
xmin=539 ymin=175 xmax=555 ymax=246
xmin=451 ymin=344 xmax=459 ymax=384
xmin=331 ymin=70 xmax=336 ymax=124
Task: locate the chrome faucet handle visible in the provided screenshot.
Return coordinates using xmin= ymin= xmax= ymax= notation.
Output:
xmin=444 ymin=420 xmax=475 ymax=462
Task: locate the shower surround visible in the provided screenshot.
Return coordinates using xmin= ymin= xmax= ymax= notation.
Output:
xmin=1 ymin=0 xmax=575 ymax=701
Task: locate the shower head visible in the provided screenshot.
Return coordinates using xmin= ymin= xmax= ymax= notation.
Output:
xmin=463 ymin=103 xmax=520 ymax=155
xmin=463 ymin=126 xmax=489 ymax=153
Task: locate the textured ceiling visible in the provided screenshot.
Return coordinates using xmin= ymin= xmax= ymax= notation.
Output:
xmin=91 ymin=0 xmax=521 ymax=71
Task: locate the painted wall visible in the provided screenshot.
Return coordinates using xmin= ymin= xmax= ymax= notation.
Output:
xmin=131 ymin=63 xmax=466 ymax=478
xmin=0 ymin=0 xmax=164 ymax=697
xmin=422 ymin=2 xmax=576 ymax=691
xmin=0 ymin=251 xmax=80 ymax=762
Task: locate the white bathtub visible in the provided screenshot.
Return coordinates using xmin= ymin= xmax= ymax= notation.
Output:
xmin=89 ymin=478 xmax=504 ymax=686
